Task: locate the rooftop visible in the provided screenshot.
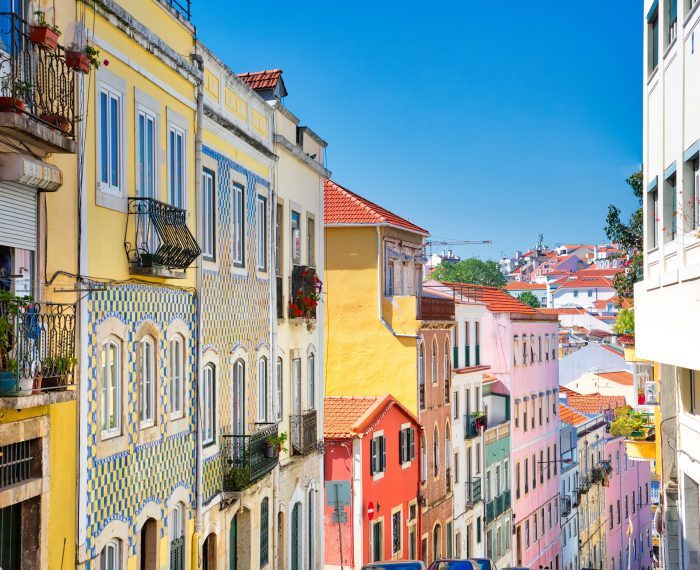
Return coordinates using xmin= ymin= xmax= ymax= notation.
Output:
xmin=553 ymin=276 xmax=615 ymax=290
xmin=505 ymin=282 xmax=546 ymax=291
xmin=324 ymin=179 xmax=429 ymax=235
xmin=324 ymin=394 xmax=418 ymax=439
xmin=237 ymin=69 xmax=285 ymax=91
xmin=597 ymin=370 xmax=633 ymax=386
xmin=538 ymin=307 xmax=587 ymax=315
xmin=433 ymin=282 xmax=544 ymax=315
xmin=565 ymin=392 xmax=627 ymax=415
xmin=559 ymin=404 xmax=590 ymax=426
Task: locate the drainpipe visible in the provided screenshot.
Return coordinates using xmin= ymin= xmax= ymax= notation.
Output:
xmin=376 ymin=226 xmax=419 ymax=339
xmin=192 ymin=48 xmax=204 ymax=567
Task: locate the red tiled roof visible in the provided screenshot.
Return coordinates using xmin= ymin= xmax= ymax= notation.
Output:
xmin=555 ymin=276 xmax=615 ymax=290
xmin=324 ymin=179 xmax=429 ymax=235
xmin=505 ymin=282 xmax=546 ymax=291
xmin=592 ymin=296 xmax=631 ymax=309
xmin=237 ymin=69 xmax=283 ymax=90
xmin=538 ymin=308 xmax=587 ymax=315
xmin=436 ymin=282 xmax=541 ymax=314
xmin=323 ymin=395 xmax=418 ymax=439
xmin=597 ymin=371 xmax=634 ymax=386
xmin=578 ymin=267 xmax=624 ymax=277
xmin=565 ymin=392 xmax=627 ymax=415
xmin=560 ymin=404 xmax=590 ymax=426
xmin=600 ymin=344 xmax=624 ymax=356
xmin=559 ymin=386 xmax=581 ymax=398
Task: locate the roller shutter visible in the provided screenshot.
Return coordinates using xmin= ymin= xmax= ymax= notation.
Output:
xmin=0 ymin=182 xmax=37 ymax=251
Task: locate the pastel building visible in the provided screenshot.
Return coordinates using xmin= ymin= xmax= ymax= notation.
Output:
xmin=323 ymin=395 xmax=421 ymax=568
xmin=551 ymin=276 xmax=617 ymax=310
xmin=558 ymin=406 xmax=583 ymax=570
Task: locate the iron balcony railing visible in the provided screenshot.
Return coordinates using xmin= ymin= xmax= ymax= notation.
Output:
xmin=162 ymin=0 xmax=191 ymax=21
xmin=289 ymin=265 xmax=318 ymax=320
xmin=221 ymin=424 xmax=278 ymax=492
xmin=485 ymin=489 xmax=511 ymax=521
xmin=0 ymin=299 xmax=76 ymax=396
xmin=465 ymin=477 xmax=481 ymax=507
xmin=125 ymin=198 xmax=201 ymax=273
xmin=290 ymin=409 xmax=318 ymax=456
xmin=0 ymin=12 xmax=76 ymax=137
xmin=561 ymin=495 xmax=573 ymax=518
xmin=276 ymin=275 xmax=284 ymax=319
xmin=464 ymin=413 xmax=486 ymax=439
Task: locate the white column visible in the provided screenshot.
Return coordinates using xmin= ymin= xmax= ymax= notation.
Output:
xmin=457 ymin=319 xmax=466 ymax=369
xmin=470 ymin=321 xmax=477 ymax=367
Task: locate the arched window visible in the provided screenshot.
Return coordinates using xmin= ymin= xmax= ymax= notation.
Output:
xmin=101 ymin=538 xmax=121 ymax=570
xmin=257 ymin=357 xmax=268 ymax=422
xmin=101 ymin=338 xmax=122 ymax=438
xmin=433 ymin=524 xmax=441 ymax=560
xmin=203 ymin=363 xmax=216 ymax=445
xmin=431 ymin=339 xmax=438 ymax=383
xmin=445 ymin=424 xmax=451 ymax=476
xmin=139 ymin=336 xmax=156 ymax=428
xmin=233 ymin=359 xmax=244 ymax=435
xmin=260 ymin=498 xmax=269 ymax=567
xmin=308 ymin=353 xmax=315 ymax=410
xmin=275 ymin=357 xmax=283 ymax=421
xmin=418 ymin=343 xmax=426 ymax=410
xmin=420 ymin=434 xmax=427 ymax=483
xmin=170 ymin=334 xmax=185 ymax=418
xmin=433 ymin=426 xmax=440 ymax=477
xmin=308 ymin=489 xmax=315 ymax=570
xmin=444 ymin=338 xmax=450 ymax=403
xmin=170 ymin=503 xmax=185 ymax=570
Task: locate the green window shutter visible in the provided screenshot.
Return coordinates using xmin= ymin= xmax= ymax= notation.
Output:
xmin=381 ymin=436 xmax=386 ymax=472
xmin=370 ymin=439 xmax=376 ymax=475
xmin=409 ymin=428 xmax=416 ymax=461
xmin=399 ymin=430 xmax=405 ymax=464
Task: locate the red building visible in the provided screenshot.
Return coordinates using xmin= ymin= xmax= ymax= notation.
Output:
xmin=324 ymin=395 xmax=422 ymax=568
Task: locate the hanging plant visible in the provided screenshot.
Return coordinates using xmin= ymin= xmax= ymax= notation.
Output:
xmin=289 ymin=269 xmax=322 ymax=331
xmin=65 ymin=45 xmax=101 ymax=74
xmin=30 ymin=10 xmax=61 ymax=50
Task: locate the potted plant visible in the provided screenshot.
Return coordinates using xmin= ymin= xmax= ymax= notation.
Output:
xmin=0 ymin=292 xmax=21 ymax=395
xmin=39 ymin=111 xmax=71 ymax=132
xmin=289 ymin=269 xmax=322 ymax=331
xmin=609 ymin=406 xmax=645 ymax=438
xmin=65 ymin=45 xmax=101 ymax=74
xmin=0 ymin=80 xmax=33 ymax=112
xmin=41 ymin=354 xmax=76 ymax=391
xmin=223 ymin=465 xmax=250 ymax=492
xmin=263 ymin=432 xmax=288 ymax=458
xmin=29 ymin=10 xmax=61 ymax=50
xmin=471 ymin=410 xmax=487 ymax=430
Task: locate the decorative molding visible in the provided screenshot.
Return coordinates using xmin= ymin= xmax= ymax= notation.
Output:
xmin=273 ymin=134 xmax=332 ymax=178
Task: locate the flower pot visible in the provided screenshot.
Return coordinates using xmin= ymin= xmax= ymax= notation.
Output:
xmin=0 ymin=370 xmax=19 ymax=395
xmin=29 ymin=25 xmax=59 ymax=49
xmin=139 ymin=253 xmax=156 ymax=268
xmin=32 ymin=373 xmax=43 ymax=394
xmin=39 ymin=112 xmax=71 ymax=132
xmin=18 ymin=375 xmax=33 ymax=395
xmin=65 ymin=51 xmax=91 ymax=73
xmin=42 ymin=374 xmax=64 ymax=391
xmin=0 ymin=97 xmax=25 ymax=112
xmin=263 ymin=445 xmax=276 ymax=459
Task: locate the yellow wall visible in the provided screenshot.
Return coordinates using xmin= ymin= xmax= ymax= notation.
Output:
xmin=324 ymin=226 xmax=420 ymax=413
xmin=202 ymin=129 xmax=268 ymax=177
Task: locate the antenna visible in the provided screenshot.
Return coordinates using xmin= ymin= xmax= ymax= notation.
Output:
xmin=426 ymin=239 xmax=492 ymax=258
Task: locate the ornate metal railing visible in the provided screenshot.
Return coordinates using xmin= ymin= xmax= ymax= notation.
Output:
xmin=465 ymin=477 xmax=481 ymax=507
xmin=125 ymin=198 xmax=201 ymax=273
xmin=0 ymin=299 xmax=76 ymax=395
xmin=162 ymin=0 xmax=191 ymax=21
xmin=289 ymin=265 xmax=318 ymax=319
xmin=561 ymin=495 xmax=572 ymax=518
xmin=221 ymin=424 xmax=278 ymax=492
xmin=290 ymin=409 xmax=317 ymax=456
xmin=0 ymin=12 xmax=76 ymax=136
xmin=485 ymin=489 xmax=511 ymax=521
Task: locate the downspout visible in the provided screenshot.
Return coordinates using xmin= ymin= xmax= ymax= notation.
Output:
xmin=376 ymin=226 xmax=419 ymax=339
xmin=192 ymin=47 xmax=204 ymax=568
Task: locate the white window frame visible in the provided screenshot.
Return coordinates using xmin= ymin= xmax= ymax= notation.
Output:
xmin=168 ymin=123 xmax=186 ymax=209
xmin=256 ymin=194 xmax=268 ymax=271
xmin=169 ymin=335 xmax=185 ymax=419
xmin=136 ymin=106 xmax=157 ymax=199
xmin=232 ymin=182 xmax=245 ymax=266
xmin=201 ymin=169 xmax=216 ymax=261
xmin=275 ymin=357 xmax=283 ymax=421
xmin=257 ymin=357 xmax=268 ymax=422
xmin=139 ymin=336 xmax=156 ymax=429
xmin=101 ymin=338 xmax=122 ymax=439
xmin=203 ymin=363 xmax=216 ymax=446
xmin=291 ymin=209 xmax=301 ymax=265
xmin=100 ymin=539 xmax=121 ymax=570
xmin=98 ymin=83 xmax=124 ymax=197
xmin=308 ymin=353 xmax=315 ymax=410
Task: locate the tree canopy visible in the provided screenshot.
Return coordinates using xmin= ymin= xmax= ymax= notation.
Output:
xmin=430 ymin=258 xmax=506 ymax=288
xmin=517 ymin=291 xmax=541 ymax=308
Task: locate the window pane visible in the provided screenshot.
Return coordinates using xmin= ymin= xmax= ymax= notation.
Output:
xmin=110 ymin=95 xmax=120 ymax=188
xmin=100 ymin=92 xmax=109 ymax=184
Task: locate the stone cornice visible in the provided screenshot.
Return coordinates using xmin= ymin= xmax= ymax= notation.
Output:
xmin=204 ymin=105 xmax=277 ymax=161
xmin=273 ymin=135 xmax=331 ymax=178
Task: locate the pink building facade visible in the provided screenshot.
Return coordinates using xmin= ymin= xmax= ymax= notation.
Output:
xmin=604 ymin=437 xmax=654 ymax=570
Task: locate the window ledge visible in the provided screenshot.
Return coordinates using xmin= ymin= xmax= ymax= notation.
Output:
xmin=684 ymin=1 xmax=700 ymax=27
xmin=647 ymin=66 xmax=659 ymax=85
xmin=663 ymin=38 xmax=677 ymax=60
xmin=130 ymin=266 xmax=187 ymax=279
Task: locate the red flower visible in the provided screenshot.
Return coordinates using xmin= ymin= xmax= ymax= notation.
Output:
xmin=290 ymin=303 xmax=297 ymax=310
xmin=304 ymin=296 xmax=311 ymax=305
xmin=294 ymin=309 xmax=303 ymax=317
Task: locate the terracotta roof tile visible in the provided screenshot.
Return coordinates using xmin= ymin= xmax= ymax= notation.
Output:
xmin=436 ymin=283 xmax=540 ymax=314
xmin=565 ymin=392 xmax=626 ymax=415
xmin=597 ymin=371 xmax=634 ymax=386
xmin=538 ymin=308 xmax=587 ymax=315
xmin=324 ymin=179 xmax=429 ymax=235
xmin=559 ymin=386 xmax=581 ymax=398
xmin=505 ymin=282 xmax=546 ymax=291
xmin=323 ymin=395 xmax=418 ymax=438
xmin=554 ymin=276 xmax=615 ymax=290
xmin=237 ymin=69 xmax=283 ymax=91
xmin=559 ymin=404 xmax=590 ymax=426
xmin=600 ymin=344 xmax=624 ymax=356
xmin=578 ymin=267 xmax=624 ymax=277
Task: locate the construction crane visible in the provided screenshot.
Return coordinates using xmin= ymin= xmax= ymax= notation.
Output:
xmin=425 ymin=239 xmax=492 ymax=258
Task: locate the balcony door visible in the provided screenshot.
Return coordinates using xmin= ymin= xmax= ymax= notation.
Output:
xmin=291 ymin=502 xmax=301 ymax=570
xmin=292 ymin=358 xmax=301 ymax=417
xmin=232 ymin=359 xmax=244 ymax=458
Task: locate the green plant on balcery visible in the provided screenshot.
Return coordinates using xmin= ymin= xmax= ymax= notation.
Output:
xmin=613 ymin=307 xmax=635 ymax=336
xmin=85 ymin=45 xmax=101 ymax=69
xmin=0 ymin=291 xmax=30 ymax=373
xmin=265 ymin=432 xmax=288 ymax=453
xmin=33 ymin=10 xmax=61 ymax=36
xmin=289 ymin=270 xmax=322 ymax=331
xmin=609 ymin=406 xmax=645 ymax=438
xmin=470 ymin=410 xmax=485 ymax=418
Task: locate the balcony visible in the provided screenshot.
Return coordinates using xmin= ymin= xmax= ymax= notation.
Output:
xmin=276 ymin=275 xmax=284 ymax=319
xmin=485 ymin=489 xmax=511 ymax=521
xmin=290 ymin=409 xmax=318 ymax=456
xmin=0 ymin=299 xmax=76 ymax=408
xmin=161 ymin=0 xmax=192 ymax=21
xmin=418 ymin=295 xmax=454 ymax=321
xmin=465 ymin=477 xmax=481 ymax=507
xmin=289 ymin=265 xmax=320 ymax=326
xmin=464 ymin=413 xmax=487 ymax=439
xmin=125 ymin=198 xmax=201 ymax=278
xmin=0 ymin=12 xmax=76 ymax=153
xmin=485 ymin=422 xmax=510 ymax=445
xmin=561 ymin=495 xmax=573 ymax=518
xmin=221 ymin=424 xmax=279 ymax=492
xmin=446 ymin=467 xmax=452 ymax=493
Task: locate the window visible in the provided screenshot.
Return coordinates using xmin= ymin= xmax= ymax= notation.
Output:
xmin=692 ymin=159 xmax=700 ymax=231
xmin=690 ymin=370 xmax=700 ymax=414
xmin=386 ymin=260 xmax=395 ymax=296
xmin=392 ymin=511 xmax=402 ymax=554
xmin=668 ymin=0 xmax=678 ymax=45
xmin=516 ymin=462 xmax=521 ymax=499
xmin=257 ymin=357 xmax=268 ymax=422
xmin=307 ymin=216 xmax=315 ymax=267
xmin=203 ymin=364 xmax=216 ymax=445
xmin=525 ymin=521 xmax=530 ymax=548
xmin=101 ymin=339 xmax=121 ymax=437
xmin=454 ymin=452 xmax=459 ymax=484
xmin=137 ymin=108 xmax=156 ymax=199
xmin=625 ymin=496 xmax=629 ymax=519
xmin=548 ymin=503 xmax=552 ymax=529
xmin=475 ymin=442 xmax=481 ymax=474
xmin=539 ymin=399 xmax=543 ymax=426
xmin=540 ymin=508 xmax=545 ymax=535
xmin=444 ymin=338 xmax=451 ymax=400
xmin=432 ymin=339 xmax=438 ymax=383
xmin=573 ymin=290 xmax=579 ymax=298
xmin=515 ymin=402 xmax=520 ymax=428
xmin=453 ymin=391 xmax=459 ymax=419
xmin=433 ymin=427 xmax=440 ymax=476
xmin=260 ymin=497 xmax=269 ymax=567
xmin=648 ymin=187 xmax=659 ymax=249
xmin=275 ymin=357 xmax=283 ymax=421
xmin=418 ymin=343 xmax=426 ymax=410
xmin=99 ymin=86 xmax=122 ymax=194
xmin=291 ymin=210 xmax=301 ymax=265
xmin=665 ymin=175 xmax=677 ymax=242
xmin=617 ymin=499 xmax=621 ymax=524
xmin=524 ymin=407 xmax=528 ymax=432
xmin=200 ymin=169 xmax=215 ymax=261
xmin=421 ymin=434 xmax=427 ymax=483
xmin=168 ymin=125 xmax=185 ymax=208
xmin=256 ymin=195 xmax=267 ymax=271
xmin=399 ymin=427 xmax=415 ymax=464
xmin=533 ymin=513 xmax=538 ymax=543
xmin=100 ymin=539 xmax=121 ymax=570
xmin=522 ymin=335 xmax=527 ymax=366
xmin=170 ymin=503 xmax=185 ymax=570
xmin=370 ymin=435 xmax=386 ymax=475
xmin=308 ymin=489 xmax=315 ymax=570
xmin=233 ymin=360 xmax=245 ymax=435
xmin=446 ymin=521 xmax=453 ymax=558
xmin=308 ymin=353 xmax=315 ymax=409
xmin=546 ymin=448 xmax=551 ymax=480
xmin=233 ymin=183 xmax=245 ymax=266
xmin=633 ymin=491 xmax=636 ymax=513
xmin=529 ymin=334 xmax=535 ymax=364
xmin=533 ymin=453 xmax=538 ymax=488
xmin=170 ymin=336 xmax=185 ymax=419
xmin=554 ymin=444 xmax=558 ymax=475
xmin=524 ymin=458 xmax=529 ymax=494
xmin=433 ymin=525 xmax=441 ymax=559
xmin=513 ymin=336 xmax=519 ymax=366
xmin=610 ymin=505 xmax=614 ymax=529
xmin=139 ymin=336 xmax=156 ymax=428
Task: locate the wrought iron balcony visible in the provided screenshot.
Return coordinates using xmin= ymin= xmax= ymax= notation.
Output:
xmin=465 ymin=477 xmax=481 ymax=507
xmin=276 ymin=274 xmax=284 ymax=319
xmin=161 ymin=0 xmax=192 ymax=21
xmin=0 ymin=12 xmax=76 ymax=152
xmin=221 ymin=424 xmax=279 ymax=492
xmin=561 ymin=495 xmax=573 ymax=518
xmin=290 ymin=409 xmax=318 ymax=456
xmin=0 ymin=299 xmax=76 ymax=400
xmin=289 ymin=265 xmax=320 ymax=321
xmin=464 ymin=413 xmax=486 ymax=439
xmin=418 ymin=295 xmax=455 ymax=321
xmin=125 ymin=198 xmax=201 ymax=278
xmin=485 ymin=489 xmax=511 ymax=521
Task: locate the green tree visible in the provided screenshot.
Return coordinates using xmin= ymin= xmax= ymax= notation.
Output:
xmin=430 ymin=258 xmax=506 ymax=288
xmin=517 ymin=291 xmax=541 ymax=308
xmin=604 ymin=170 xmax=643 ymax=300
xmin=612 ymin=307 xmax=635 ymax=336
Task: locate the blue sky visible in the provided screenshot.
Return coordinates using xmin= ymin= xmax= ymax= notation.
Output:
xmin=194 ymin=1 xmax=643 ymax=260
